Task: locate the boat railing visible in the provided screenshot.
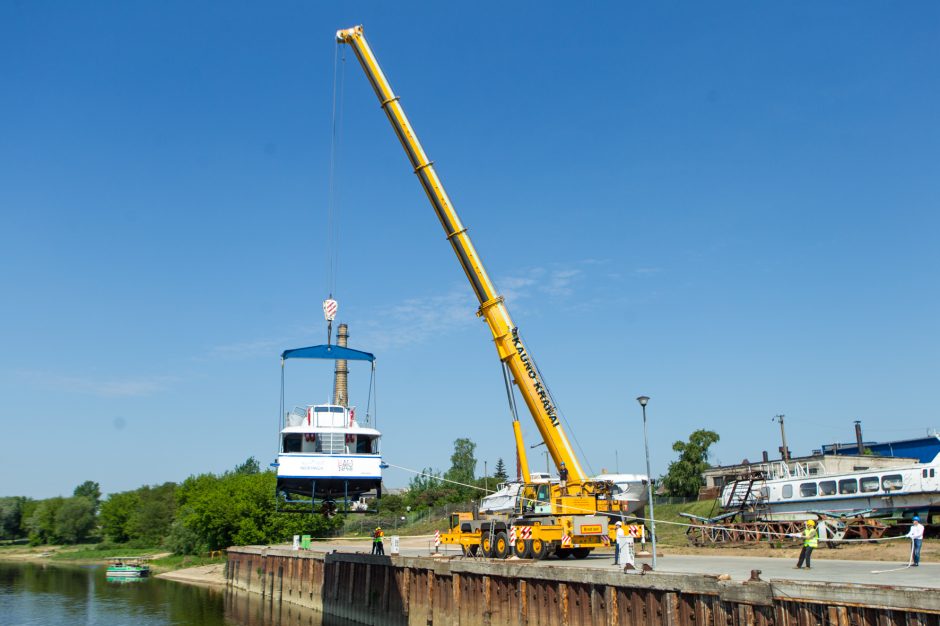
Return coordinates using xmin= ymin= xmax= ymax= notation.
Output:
xmin=758 ymin=459 xmax=826 ymax=481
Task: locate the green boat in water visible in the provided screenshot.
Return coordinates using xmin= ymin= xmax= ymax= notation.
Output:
xmin=106 ymin=557 xmax=151 ymax=580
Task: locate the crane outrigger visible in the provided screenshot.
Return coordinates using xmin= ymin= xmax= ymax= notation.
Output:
xmin=337 ymin=26 xmax=635 ymax=558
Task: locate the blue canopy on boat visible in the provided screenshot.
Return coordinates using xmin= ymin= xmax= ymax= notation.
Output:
xmin=281 ymin=345 xmax=375 ymax=362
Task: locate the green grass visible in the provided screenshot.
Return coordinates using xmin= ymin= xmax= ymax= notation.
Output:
xmin=2 ymin=543 xmax=226 ymax=572
xmin=49 ymin=545 xmax=163 ymax=561
xmin=649 ymin=499 xmax=721 ymax=546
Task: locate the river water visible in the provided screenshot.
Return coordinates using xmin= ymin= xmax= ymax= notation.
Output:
xmin=0 ymin=561 xmax=355 ymax=625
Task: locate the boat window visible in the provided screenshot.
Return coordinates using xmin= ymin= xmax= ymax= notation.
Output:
xmin=860 ymin=477 xmax=880 ymax=493
xmin=759 ymin=486 xmax=769 ymax=499
xmin=782 ymin=485 xmax=793 ymax=498
xmin=314 ymin=406 xmax=345 ymax=413
xmin=799 ymin=483 xmax=817 ymax=497
xmin=355 ymin=436 xmax=379 ymax=454
xmin=924 ymin=469 xmax=929 ymax=478
xmin=882 ymin=475 xmax=903 ymax=491
xmin=839 ymin=479 xmax=858 ymax=494
xmin=932 ymin=469 xmax=936 ymax=478
xmin=283 ymin=434 xmax=302 ymax=453
xmin=819 ymin=481 xmax=837 ymax=496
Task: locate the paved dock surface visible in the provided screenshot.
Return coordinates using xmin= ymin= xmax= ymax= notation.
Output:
xmin=310 ymin=537 xmax=938 ymax=589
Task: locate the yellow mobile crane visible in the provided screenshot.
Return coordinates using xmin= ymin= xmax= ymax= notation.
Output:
xmin=337 ymin=26 xmax=629 ymax=559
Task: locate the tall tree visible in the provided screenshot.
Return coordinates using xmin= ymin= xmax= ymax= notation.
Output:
xmin=661 ymin=429 xmax=720 ymax=497
xmin=99 ymin=491 xmax=140 ymax=543
xmin=54 ymin=497 xmax=97 ymax=544
xmin=0 ymin=497 xmax=26 ymax=540
xmin=26 ymin=497 xmax=64 ymax=545
xmin=444 ymin=438 xmax=477 ymax=488
xmin=493 ymin=458 xmax=508 ymax=483
xmin=73 ymin=481 xmax=101 ymax=508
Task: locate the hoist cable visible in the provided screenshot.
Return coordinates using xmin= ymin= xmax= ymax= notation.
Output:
xmin=326 ymin=42 xmax=347 ymax=299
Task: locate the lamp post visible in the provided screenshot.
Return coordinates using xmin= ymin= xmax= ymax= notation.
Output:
xmin=637 ymin=395 xmax=657 ymax=570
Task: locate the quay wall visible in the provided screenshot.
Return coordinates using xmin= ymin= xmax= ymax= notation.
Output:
xmin=226 ymin=547 xmax=940 ymax=626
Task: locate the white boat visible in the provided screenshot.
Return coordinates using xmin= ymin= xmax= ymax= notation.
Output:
xmin=720 ymin=450 xmax=940 ymax=521
xmin=273 ymin=343 xmax=384 ymax=510
xmin=592 ymin=473 xmax=649 ymax=515
xmin=480 ymin=473 xmax=552 ymax=514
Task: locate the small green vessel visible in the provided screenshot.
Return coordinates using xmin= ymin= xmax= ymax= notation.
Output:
xmin=106 ymin=557 xmax=151 ymax=579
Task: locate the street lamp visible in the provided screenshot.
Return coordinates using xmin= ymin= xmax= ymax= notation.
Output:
xmin=637 ymin=395 xmax=657 ymax=570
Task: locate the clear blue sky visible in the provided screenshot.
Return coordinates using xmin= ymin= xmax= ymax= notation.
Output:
xmin=2 ymin=2 xmax=938 ymax=498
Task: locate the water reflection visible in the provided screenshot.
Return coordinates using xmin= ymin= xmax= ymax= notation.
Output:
xmin=0 ymin=561 xmax=355 ymax=626
xmin=226 ymin=589 xmax=361 ymax=626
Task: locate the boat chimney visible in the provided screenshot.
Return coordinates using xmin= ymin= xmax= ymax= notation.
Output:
xmin=333 ymin=323 xmax=349 ymax=407
xmin=762 ymin=450 xmax=769 ymax=462
xmin=854 ymin=420 xmax=864 ymax=453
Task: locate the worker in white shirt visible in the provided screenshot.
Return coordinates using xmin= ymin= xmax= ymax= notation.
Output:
xmin=906 ymin=516 xmax=925 ymax=566
xmin=615 ymin=521 xmax=635 ymax=570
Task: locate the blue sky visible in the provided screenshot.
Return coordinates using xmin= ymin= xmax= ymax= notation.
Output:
xmin=1 ymin=2 xmax=938 ymax=498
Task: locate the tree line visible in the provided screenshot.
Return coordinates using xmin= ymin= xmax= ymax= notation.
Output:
xmin=0 ymin=459 xmax=340 ymax=552
xmin=0 ymin=431 xmax=720 ymax=550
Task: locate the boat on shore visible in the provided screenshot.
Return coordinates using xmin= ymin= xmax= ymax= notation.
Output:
xmin=721 ymin=449 xmax=940 ymax=521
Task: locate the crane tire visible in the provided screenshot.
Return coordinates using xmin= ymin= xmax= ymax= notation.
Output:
xmin=481 ymin=533 xmax=495 ymax=558
xmin=494 ymin=531 xmax=510 ymax=559
xmin=513 ymin=538 xmax=532 ymax=559
xmin=461 ymin=544 xmax=478 ymax=557
xmin=554 ymin=548 xmax=572 ymax=559
xmin=529 ymin=538 xmax=550 ymax=560
xmin=571 ymin=548 xmax=591 ymax=559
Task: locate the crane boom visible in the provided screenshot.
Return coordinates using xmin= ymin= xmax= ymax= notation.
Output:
xmin=337 ymin=25 xmax=586 ymax=481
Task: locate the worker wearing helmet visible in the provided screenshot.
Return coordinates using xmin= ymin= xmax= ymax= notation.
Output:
xmin=793 ymin=519 xmax=818 ymax=569
xmin=614 ymin=521 xmax=635 ymax=571
xmin=372 ymin=526 xmax=385 ymax=555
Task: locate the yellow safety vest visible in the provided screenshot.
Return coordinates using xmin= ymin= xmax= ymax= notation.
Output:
xmin=803 ymin=527 xmax=818 ymax=548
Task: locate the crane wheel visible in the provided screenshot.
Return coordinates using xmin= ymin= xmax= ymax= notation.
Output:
xmin=529 ymin=538 xmax=550 ymax=560
xmin=513 ymin=538 xmax=532 ymax=559
xmin=494 ymin=531 xmax=510 ymax=559
xmin=554 ymin=548 xmax=572 ymax=559
xmin=481 ymin=533 xmax=495 ymax=558
xmin=461 ymin=544 xmax=479 ymax=557
xmin=571 ymin=548 xmax=591 ymax=559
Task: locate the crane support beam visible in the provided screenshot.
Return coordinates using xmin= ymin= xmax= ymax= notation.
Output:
xmin=337 ymin=25 xmax=586 ymax=481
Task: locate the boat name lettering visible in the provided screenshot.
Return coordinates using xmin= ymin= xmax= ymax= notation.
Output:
xmin=337 ymin=459 xmax=354 ymax=472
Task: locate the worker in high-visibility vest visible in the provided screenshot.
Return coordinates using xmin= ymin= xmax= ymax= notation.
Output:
xmin=372 ymin=527 xmax=385 ymax=555
xmin=791 ymin=519 xmax=818 ymax=569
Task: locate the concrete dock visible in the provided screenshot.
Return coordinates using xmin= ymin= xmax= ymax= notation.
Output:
xmin=227 ymin=544 xmax=940 ymax=626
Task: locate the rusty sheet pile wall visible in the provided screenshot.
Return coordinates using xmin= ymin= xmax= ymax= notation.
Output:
xmin=226 ymin=547 xmax=940 ymax=626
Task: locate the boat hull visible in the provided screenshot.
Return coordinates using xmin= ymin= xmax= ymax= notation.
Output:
xmin=106 ymin=567 xmax=150 ymax=578
xmin=276 ymin=453 xmax=382 ymax=499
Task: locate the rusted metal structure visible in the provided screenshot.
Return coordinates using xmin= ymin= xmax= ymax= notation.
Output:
xmin=227 ymin=546 xmax=939 ymax=626
xmin=684 ymin=516 xmax=888 ymax=547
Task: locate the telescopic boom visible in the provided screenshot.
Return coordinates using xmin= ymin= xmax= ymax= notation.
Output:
xmin=337 ymin=25 xmax=586 ymax=481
